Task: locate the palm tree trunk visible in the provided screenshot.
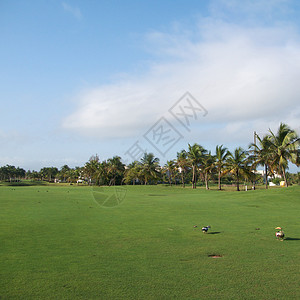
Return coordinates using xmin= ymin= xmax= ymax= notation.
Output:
xmin=282 ymin=167 xmax=288 ymax=187
xmin=265 ymin=164 xmax=268 ymax=189
xmin=181 ymin=173 xmax=185 ymax=188
xmin=236 ymin=169 xmax=240 ymax=191
xmin=218 ymin=170 xmax=221 ymax=190
xmin=192 ymin=166 xmax=196 ymax=189
xmin=192 ymin=166 xmax=194 ymax=188
xmin=205 ymin=172 xmax=209 ymax=190
xmin=252 ymin=170 xmax=255 ymax=190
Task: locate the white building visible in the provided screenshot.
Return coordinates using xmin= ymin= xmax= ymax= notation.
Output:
xmin=255 ymin=169 xmax=281 ymax=179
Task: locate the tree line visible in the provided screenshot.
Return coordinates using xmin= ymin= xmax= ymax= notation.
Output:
xmin=1 ymin=123 xmax=299 ymax=190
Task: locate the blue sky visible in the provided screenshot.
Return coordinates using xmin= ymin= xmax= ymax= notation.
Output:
xmin=1 ymin=0 xmax=300 ymax=172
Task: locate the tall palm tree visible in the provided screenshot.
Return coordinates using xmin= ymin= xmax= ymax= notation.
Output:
xmin=176 ymin=150 xmax=189 ymax=188
xmin=84 ymin=154 xmax=101 ymax=185
xmin=124 ymin=161 xmax=141 ymax=185
xmin=140 ymin=153 xmax=160 ymax=185
xmin=249 ymin=135 xmax=274 ymax=189
xmin=226 ymin=147 xmax=248 ymax=191
xmin=202 ymin=152 xmax=216 ymax=190
xmin=215 ymin=145 xmax=230 ymax=190
xmin=164 ymin=160 xmax=176 ymax=186
xmin=268 ymin=123 xmax=300 ymax=187
xmin=60 ymin=164 xmax=70 ymax=182
xmin=187 ymin=143 xmax=207 ymax=189
xmin=107 ymin=156 xmax=125 ymax=186
xmin=98 ymin=160 xmax=110 ymax=185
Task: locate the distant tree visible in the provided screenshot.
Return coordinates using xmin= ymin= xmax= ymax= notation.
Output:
xmin=176 ymin=150 xmax=189 ymax=188
xmin=202 ymin=152 xmax=216 ymax=190
xmin=287 ymin=172 xmax=300 ymax=185
xmin=164 ymin=160 xmax=176 ymax=186
xmin=140 ymin=153 xmax=160 ymax=185
xmin=249 ymin=135 xmax=274 ymax=189
xmin=107 ymin=156 xmax=125 ymax=185
xmin=65 ymin=168 xmax=80 ymax=183
xmin=16 ymin=167 xmax=26 ymax=180
xmin=187 ymin=143 xmax=207 ymax=189
xmin=0 ymin=165 xmax=25 ymax=182
xmin=25 ymin=170 xmax=31 ymax=180
xmin=268 ymin=123 xmax=300 ymax=187
xmin=74 ymin=166 xmax=83 ymax=182
xmin=226 ymin=147 xmax=248 ymax=191
xmin=60 ymin=165 xmax=71 ymax=182
xmin=215 ymin=145 xmax=230 ymax=190
xmin=5 ymin=165 xmax=16 ymax=182
xmin=40 ymin=167 xmax=58 ymax=182
xmin=124 ymin=161 xmax=141 ymax=185
xmin=32 ymin=170 xmax=41 ymax=181
xmin=84 ymin=155 xmax=101 ymax=185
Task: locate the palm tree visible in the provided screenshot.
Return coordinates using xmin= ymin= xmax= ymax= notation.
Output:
xmin=31 ymin=170 xmax=41 ymax=181
xmin=187 ymin=143 xmax=207 ymax=189
xmin=242 ymin=164 xmax=259 ymax=190
xmin=268 ymin=123 xmax=300 ymax=187
xmin=40 ymin=167 xmax=58 ymax=182
xmin=249 ymin=135 xmax=274 ymax=189
xmin=84 ymin=155 xmax=101 ymax=185
xmin=176 ymin=150 xmax=189 ymax=188
xmin=202 ymin=152 xmax=216 ymax=190
xmin=97 ymin=160 xmax=110 ymax=185
xmin=124 ymin=161 xmax=141 ymax=185
xmin=66 ymin=168 xmax=78 ymax=183
xmin=226 ymin=147 xmax=248 ymax=191
xmin=107 ymin=156 xmax=125 ymax=185
xmin=215 ymin=145 xmax=230 ymax=190
xmin=140 ymin=153 xmax=160 ymax=185
xmin=60 ymin=165 xmax=70 ymax=182
xmin=164 ymin=160 xmax=176 ymax=186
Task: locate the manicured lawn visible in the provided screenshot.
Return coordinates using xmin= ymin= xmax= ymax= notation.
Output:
xmin=1 ymin=185 xmax=300 ymax=299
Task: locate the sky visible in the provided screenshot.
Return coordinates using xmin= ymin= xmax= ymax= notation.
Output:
xmin=1 ymin=0 xmax=300 ymax=172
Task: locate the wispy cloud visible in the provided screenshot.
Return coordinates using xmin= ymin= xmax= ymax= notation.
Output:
xmin=62 ymin=1 xmax=300 ymax=146
xmin=62 ymin=2 xmax=82 ymax=20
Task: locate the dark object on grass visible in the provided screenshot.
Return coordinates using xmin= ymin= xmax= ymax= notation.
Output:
xmin=202 ymin=226 xmax=211 ymax=233
xmin=208 ymin=254 xmax=222 ymax=258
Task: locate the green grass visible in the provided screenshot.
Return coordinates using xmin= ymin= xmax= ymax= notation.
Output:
xmin=1 ymin=185 xmax=300 ymax=299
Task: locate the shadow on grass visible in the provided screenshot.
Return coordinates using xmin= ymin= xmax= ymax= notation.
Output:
xmin=208 ymin=232 xmax=221 ymax=235
xmin=3 ymin=181 xmax=48 ymax=187
xmin=284 ymin=237 xmax=300 ymax=241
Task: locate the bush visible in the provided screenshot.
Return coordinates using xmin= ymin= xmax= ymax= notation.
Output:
xmin=271 ymin=177 xmax=281 ymax=185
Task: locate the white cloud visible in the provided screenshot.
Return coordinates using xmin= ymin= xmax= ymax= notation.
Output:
xmin=62 ymin=2 xmax=82 ymax=20
xmin=62 ymin=10 xmax=300 ymax=146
